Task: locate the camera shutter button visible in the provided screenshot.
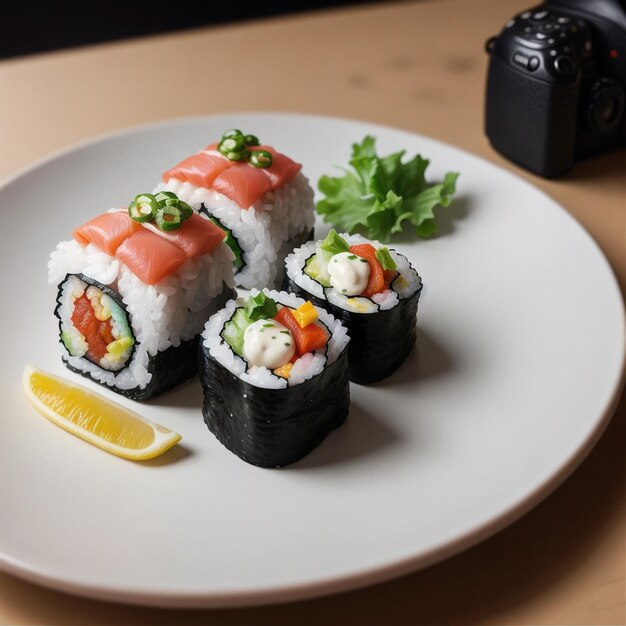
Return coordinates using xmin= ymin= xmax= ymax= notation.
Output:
xmin=512 ymin=51 xmax=540 ymax=71
xmin=554 ymin=55 xmax=576 ymax=76
xmin=485 ymin=36 xmax=497 ymax=53
xmin=532 ymin=10 xmax=550 ymax=20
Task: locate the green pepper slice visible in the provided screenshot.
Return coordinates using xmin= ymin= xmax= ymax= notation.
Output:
xmin=155 ymin=206 xmax=182 ymax=231
xmin=128 ymin=193 xmax=157 ymax=223
xmin=250 ymin=150 xmax=273 ymax=168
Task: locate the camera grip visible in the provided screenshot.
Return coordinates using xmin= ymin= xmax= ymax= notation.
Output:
xmin=485 ymin=56 xmax=579 ymax=177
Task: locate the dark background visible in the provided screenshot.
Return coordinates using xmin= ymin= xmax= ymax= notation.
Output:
xmin=1 ymin=1 xmax=382 ymax=59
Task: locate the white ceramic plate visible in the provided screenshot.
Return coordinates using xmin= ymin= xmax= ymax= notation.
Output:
xmin=0 ymin=113 xmax=624 ymax=608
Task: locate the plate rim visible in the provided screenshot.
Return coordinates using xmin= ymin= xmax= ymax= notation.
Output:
xmin=1 ymin=111 xmax=624 ymax=608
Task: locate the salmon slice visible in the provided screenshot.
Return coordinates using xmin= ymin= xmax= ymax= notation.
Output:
xmin=162 ymin=152 xmax=232 ymax=188
xmin=147 ymin=214 xmax=226 ymax=258
xmin=212 ymin=164 xmax=274 ymax=208
xmin=73 ymin=212 xmax=142 ymax=256
xmin=116 ymin=230 xmax=188 ymax=286
xmin=253 ymin=145 xmax=302 ymax=187
xmin=71 ymin=293 xmax=115 ymax=362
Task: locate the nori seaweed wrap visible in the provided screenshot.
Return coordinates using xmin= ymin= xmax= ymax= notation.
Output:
xmin=283 ymin=231 xmax=423 ymax=384
xmin=57 ymin=274 xmax=234 ymax=400
xmin=199 ymin=289 xmax=350 ymax=467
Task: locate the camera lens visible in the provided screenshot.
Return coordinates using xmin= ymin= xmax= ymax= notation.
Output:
xmin=584 ymin=78 xmax=624 ymax=133
xmin=597 ymin=97 xmax=618 ymax=126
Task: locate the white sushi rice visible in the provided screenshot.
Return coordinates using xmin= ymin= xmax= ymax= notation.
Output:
xmin=57 ymin=276 xmax=89 ymax=357
xmin=49 ymin=237 xmax=235 ymax=391
xmin=155 ymin=172 xmax=315 ymax=290
xmin=285 ymin=233 xmax=422 ymax=314
xmin=202 ymin=288 xmax=349 ymax=389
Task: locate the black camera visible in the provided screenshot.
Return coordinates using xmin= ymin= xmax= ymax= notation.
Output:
xmin=485 ymin=0 xmax=626 ymax=177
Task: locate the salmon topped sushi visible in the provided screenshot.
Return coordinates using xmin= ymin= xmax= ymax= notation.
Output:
xmin=48 ymin=192 xmax=236 ymax=400
xmin=156 ymin=130 xmax=315 ymax=290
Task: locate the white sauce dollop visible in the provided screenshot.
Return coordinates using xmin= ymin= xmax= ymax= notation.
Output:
xmin=243 ymin=319 xmax=295 ymax=369
xmin=328 ymin=251 xmax=370 ymax=296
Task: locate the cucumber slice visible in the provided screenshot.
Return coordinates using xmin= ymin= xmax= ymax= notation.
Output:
xmin=102 ymin=293 xmax=133 ymax=341
xmin=61 ymin=329 xmax=87 ymax=357
xmin=208 ymin=216 xmax=244 ymax=270
xmin=221 ymin=308 xmax=253 ymax=357
xmin=304 ymin=252 xmax=331 ymax=287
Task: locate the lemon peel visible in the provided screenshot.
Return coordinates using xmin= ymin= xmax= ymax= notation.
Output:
xmin=22 ymin=364 xmax=181 ymax=460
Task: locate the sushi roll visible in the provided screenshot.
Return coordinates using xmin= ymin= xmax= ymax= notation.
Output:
xmin=156 ymin=129 xmax=315 ymax=290
xmin=284 ymin=230 xmax=423 ymax=384
xmin=199 ymin=289 xmax=350 ymax=467
xmin=48 ymin=192 xmax=236 ymax=400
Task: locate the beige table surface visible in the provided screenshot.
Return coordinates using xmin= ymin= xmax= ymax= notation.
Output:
xmin=1 ymin=1 xmax=624 ymax=624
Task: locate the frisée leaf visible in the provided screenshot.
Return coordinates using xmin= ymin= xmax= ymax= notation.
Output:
xmin=245 ymin=292 xmax=278 ymax=322
xmin=316 ymin=136 xmax=459 ymax=242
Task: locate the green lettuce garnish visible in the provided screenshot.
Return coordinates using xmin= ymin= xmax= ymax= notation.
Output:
xmin=316 ymin=136 xmax=459 ymax=242
xmin=245 ymin=292 xmax=278 ymax=322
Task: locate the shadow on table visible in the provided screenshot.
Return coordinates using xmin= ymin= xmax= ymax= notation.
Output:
xmin=145 ymin=377 xmax=204 ymax=410
xmin=290 ymin=400 xmax=400 ymax=470
xmin=293 ymin=326 xmax=455 ymax=469
xmin=371 ymin=326 xmax=456 ymax=389
xmin=139 ymin=443 xmax=194 ymax=467
xmin=431 ymin=193 xmax=472 ymax=239
xmin=143 ymin=326 xmax=454 ymax=469
xmin=561 ymin=147 xmax=626 ymax=184
xmin=388 ymin=193 xmax=472 ymax=244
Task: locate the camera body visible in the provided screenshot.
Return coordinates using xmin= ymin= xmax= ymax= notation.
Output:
xmin=485 ymin=0 xmax=626 ymax=177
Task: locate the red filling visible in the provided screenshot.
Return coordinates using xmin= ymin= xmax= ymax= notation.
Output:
xmin=274 ymin=307 xmax=328 ymax=356
xmin=349 ymin=243 xmax=398 ymax=297
xmin=71 ymin=293 xmax=115 ymax=362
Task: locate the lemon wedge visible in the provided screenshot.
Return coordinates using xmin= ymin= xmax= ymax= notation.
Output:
xmin=22 ymin=364 xmax=181 ymax=460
